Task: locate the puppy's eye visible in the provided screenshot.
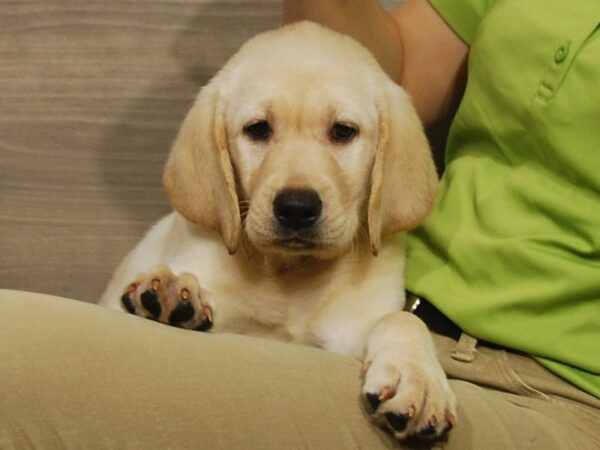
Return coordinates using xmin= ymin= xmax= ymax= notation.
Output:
xmin=330 ymin=123 xmax=358 ymax=143
xmin=244 ymin=120 xmax=271 ymax=141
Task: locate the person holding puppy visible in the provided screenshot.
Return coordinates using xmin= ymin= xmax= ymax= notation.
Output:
xmin=285 ymin=0 xmax=600 ymax=447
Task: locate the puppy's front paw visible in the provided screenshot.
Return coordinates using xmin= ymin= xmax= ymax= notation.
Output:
xmin=360 ymin=313 xmax=457 ymax=441
xmin=361 ymin=347 xmax=457 ymax=441
xmin=120 ymin=266 xmax=215 ymax=331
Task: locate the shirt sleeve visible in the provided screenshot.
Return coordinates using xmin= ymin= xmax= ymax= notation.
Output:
xmin=427 ymin=0 xmax=494 ymax=44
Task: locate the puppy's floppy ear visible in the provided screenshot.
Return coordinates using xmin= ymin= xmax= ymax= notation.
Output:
xmin=368 ymin=82 xmax=438 ymax=256
xmin=163 ymin=79 xmax=241 ymax=254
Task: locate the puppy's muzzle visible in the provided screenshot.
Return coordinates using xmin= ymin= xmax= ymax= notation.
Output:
xmin=273 ymin=188 xmax=322 ymax=231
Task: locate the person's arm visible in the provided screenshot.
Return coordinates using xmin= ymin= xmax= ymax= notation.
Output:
xmin=283 ymin=0 xmax=468 ymax=127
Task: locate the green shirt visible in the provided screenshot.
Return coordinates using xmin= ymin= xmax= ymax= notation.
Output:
xmin=406 ymin=0 xmax=600 ymax=398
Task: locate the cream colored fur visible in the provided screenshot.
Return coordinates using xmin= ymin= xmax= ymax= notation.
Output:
xmin=100 ymin=21 xmax=455 ymax=439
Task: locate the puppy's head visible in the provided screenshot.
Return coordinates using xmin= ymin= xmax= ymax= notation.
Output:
xmin=164 ymin=21 xmax=437 ymax=258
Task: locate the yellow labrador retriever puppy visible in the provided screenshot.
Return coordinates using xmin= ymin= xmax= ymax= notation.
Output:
xmin=100 ymin=21 xmax=456 ymax=440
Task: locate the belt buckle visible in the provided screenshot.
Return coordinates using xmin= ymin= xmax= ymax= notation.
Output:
xmin=405 ymin=292 xmax=422 ymax=314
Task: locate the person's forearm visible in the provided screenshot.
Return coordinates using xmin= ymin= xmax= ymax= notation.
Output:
xmin=283 ymin=0 xmax=404 ymax=84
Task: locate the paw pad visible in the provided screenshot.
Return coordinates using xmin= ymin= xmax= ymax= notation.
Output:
xmin=366 ymin=393 xmax=381 ymax=412
xmin=120 ymin=269 xmax=214 ymax=332
xmin=140 ymin=289 xmax=162 ymax=318
xmin=168 ymin=301 xmax=195 ymax=324
xmin=385 ymin=412 xmax=410 ymax=433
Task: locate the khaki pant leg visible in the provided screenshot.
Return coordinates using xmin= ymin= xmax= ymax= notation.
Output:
xmin=446 ymin=381 xmax=600 ymax=450
xmin=0 ymin=290 xmax=396 ymax=450
xmin=1 ymin=290 xmax=599 ymax=449
xmin=435 ymin=334 xmax=600 ymax=450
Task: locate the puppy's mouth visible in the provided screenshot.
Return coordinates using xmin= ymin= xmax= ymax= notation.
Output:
xmin=248 ymin=226 xmax=346 ymax=260
xmin=275 ymin=236 xmax=320 ymax=250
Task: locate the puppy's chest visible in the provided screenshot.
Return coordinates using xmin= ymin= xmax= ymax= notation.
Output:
xmin=210 ymin=268 xmax=338 ymax=341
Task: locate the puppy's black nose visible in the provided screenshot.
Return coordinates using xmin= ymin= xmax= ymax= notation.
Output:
xmin=273 ymin=189 xmax=322 ymax=230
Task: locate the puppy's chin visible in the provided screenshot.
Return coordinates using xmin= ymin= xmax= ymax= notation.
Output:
xmin=247 ymin=233 xmax=351 ymax=261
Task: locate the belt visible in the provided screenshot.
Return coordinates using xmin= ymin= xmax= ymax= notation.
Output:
xmin=405 ymin=291 xmax=462 ymax=341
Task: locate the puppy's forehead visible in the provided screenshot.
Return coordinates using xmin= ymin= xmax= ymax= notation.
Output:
xmin=225 ymin=23 xmax=381 ymax=94
xmin=224 ymin=24 xmax=382 ymax=126
xmin=231 ymin=80 xmax=372 ymax=121
xmin=236 ymin=22 xmax=379 ymax=69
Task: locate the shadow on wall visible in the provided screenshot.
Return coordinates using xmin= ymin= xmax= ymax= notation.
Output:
xmin=97 ymin=1 xmax=283 ymax=225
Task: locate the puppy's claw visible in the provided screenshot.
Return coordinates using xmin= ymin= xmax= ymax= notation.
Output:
xmin=378 ymin=386 xmax=395 ymax=402
xmin=444 ymin=410 xmax=457 ymax=432
xmin=446 ymin=410 xmax=457 ymax=426
xmin=151 ymin=278 xmax=160 ymax=291
xmin=202 ymin=305 xmax=213 ymax=324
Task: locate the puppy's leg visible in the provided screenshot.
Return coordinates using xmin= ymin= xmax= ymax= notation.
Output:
xmin=121 ymin=265 xmax=216 ymax=332
xmin=362 ymin=311 xmax=457 ymax=440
